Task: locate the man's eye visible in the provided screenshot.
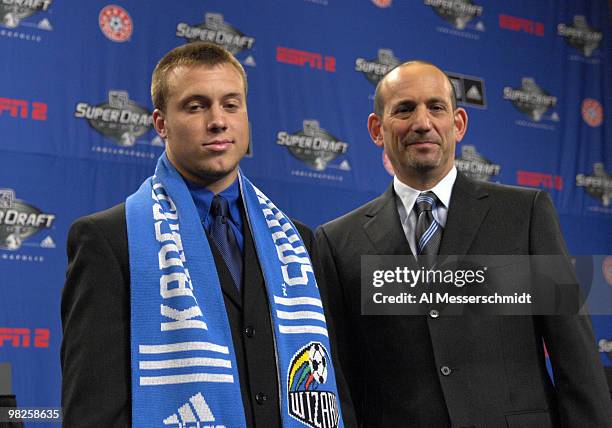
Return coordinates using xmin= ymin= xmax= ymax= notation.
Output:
xmin=187 ymin=104 xmax=204 ymax=112
xmin=431 ymin=104 xmax=445 ymax=111
xmin=225 ymin=103 xmax=239 ymax=111
xmin=394 ymin=106 xmax=411 ymax=114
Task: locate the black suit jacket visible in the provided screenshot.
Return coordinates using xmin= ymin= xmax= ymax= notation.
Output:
xmin=316 ymin=173 xmax=612 ymax=428
xmin=61 ymin=203 xmax=356 ymax=427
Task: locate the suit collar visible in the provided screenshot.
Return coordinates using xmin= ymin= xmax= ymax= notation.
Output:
xmin=438 ymin=172 xmax=491 ymax=255
xmin=363 ymin=184 xmax=412 ymax=256
xmin=393 ymin=167 xmax=457 ymax=214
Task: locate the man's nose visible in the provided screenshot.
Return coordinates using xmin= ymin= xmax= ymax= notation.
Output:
xmin=207 ymin=105 xmax=227 ymax=133
xmin=412 ymin=105 xmax=432 ymax=132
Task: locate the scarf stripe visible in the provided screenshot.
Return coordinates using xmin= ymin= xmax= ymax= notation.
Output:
xmin=127 ymin=153 xmax=344 ymax=427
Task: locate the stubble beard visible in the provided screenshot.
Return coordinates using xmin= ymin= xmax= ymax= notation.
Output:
xmin=402 ymin=131 xmax=455 ymax=176
xmin=402 ymin=142 xmax=444 ymax=174
xmin=407 ymin=154 xmax=441 ymax=173
xmin=191 ymin=160 xmax=240 ymax=184
xmin=190 ymin=142 xmax=249 ymax=185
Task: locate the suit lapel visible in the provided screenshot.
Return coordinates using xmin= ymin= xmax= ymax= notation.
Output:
xmin=439 ymin=172 xmax=491 ymax=256
xmin=242 ymin=218 xmax=264 ymax=308
xmin=363 ymin=185 xmax=413 ymax=256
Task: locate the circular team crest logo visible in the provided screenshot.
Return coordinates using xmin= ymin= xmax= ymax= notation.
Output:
xmin=99 ymin=4 xmax=132 ymax=42
xmin=287 ymin=342 xmax=339 ymax=428
xmin=581 ymin=98 xmax=603 ymax=127
xmin=603 ymin=256 xmax=612 ymax=286
xmin=371 ymin=0 xmax=392 ymax=7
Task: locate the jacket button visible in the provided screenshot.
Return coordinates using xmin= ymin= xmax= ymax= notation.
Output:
xmin=255 ymin=392 xmax=268 ymax=405
xmin=429 ymin=308 xmax=440 ymax=318
xmin=440 ymin=366 xmax=452 ymax=376
xmin=244 ymin=326 xmax=255 ymax=338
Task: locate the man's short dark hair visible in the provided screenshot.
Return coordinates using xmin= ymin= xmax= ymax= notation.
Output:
xmin=151 ymin=42 xmax=247 ymax=111
xmin=373 ymin=60 xmax=458 ymax=117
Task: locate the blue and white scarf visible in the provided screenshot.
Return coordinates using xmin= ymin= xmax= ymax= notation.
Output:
xmin=126 ymin=153 xmax=345 ymax=428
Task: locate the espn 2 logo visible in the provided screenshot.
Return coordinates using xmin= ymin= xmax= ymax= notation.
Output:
xmin=0 ymin=97 xmax=48 ymax=121
xmin=276 ymin=47 xmax=336 ymax=72
xmin=0 ymin=327 xmax=50 ymax=348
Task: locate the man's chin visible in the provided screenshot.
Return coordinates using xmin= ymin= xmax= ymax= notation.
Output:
xmin=180 ymin=163 xmax=240 ymax=187
xmin=406 ymin=157 xmax=442 ymax=173
xmin=197 ymin=167 xmax=238 ymax=181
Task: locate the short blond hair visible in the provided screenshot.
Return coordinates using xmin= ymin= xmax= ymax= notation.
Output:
xmin=151 ymin=42 xmax=247 ymax=111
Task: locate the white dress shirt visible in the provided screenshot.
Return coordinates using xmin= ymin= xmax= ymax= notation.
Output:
xmin=394 ymin=166 xmax=457 ymax=256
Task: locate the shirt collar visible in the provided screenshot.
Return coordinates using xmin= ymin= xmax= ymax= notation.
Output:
xmin=185 ymin=176 xmax=242 ymax=226
xmin=393 ymin=166 xmax=457 ymax=212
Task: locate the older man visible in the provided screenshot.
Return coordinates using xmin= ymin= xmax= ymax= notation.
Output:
xmin=62 ymin=42 xmax=354 ymax=428
xmin=316 ymin=61 xmax=611 ymax=427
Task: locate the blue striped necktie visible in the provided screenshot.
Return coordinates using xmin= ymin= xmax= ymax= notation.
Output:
xmin=209 ymin=195 xmax=243 ymax=291
xmin=414 ymin=192 xmax=443 ymax=262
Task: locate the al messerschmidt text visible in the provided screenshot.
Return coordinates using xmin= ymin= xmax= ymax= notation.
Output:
xmin=373 ymin=292 xmax=532 ymax=305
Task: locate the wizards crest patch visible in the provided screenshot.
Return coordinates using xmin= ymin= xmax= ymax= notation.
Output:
xmin=287 ymin=342 xmax=339 ymax=428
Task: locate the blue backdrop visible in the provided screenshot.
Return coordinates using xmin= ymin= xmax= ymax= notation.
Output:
xmin=0 ymin=0 xmax=610 ymax=424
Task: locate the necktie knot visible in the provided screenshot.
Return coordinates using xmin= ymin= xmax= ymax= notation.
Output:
xmin=414 ymin=192 xmax=437 ymax=215
xmin=413 ymin=191 xmax=442 ymax=258
xmin=211 ymin=195 xmax=230 ymax=224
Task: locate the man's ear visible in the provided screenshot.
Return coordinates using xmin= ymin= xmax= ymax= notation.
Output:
xmin=153 ymin=109 xmax=167 ymax=139
xmin=453 ymin=107 xmax=468 ymax=143
xmin=368 ymin=113 xmax=384 ymax=148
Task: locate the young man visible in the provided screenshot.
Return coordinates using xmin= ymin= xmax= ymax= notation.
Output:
xmin=62 ymin=42 xmax=354 ymax=428
xmin=316 ymin=61 xmax=612 ymax=427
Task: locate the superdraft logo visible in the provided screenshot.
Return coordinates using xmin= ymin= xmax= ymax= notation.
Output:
xmin=0 ymin=0 xmax=53 ymax=42
xmin=287 ymin=342 xmax=340 ymax=428
xmin=0 ymin=188 xmax=55 ymax=257
xmin=576 ymin=163 xmax=612 ymax=211
xmin=74 ymin=90 xmax=161 ymax=158
xmin=557 ymin=15 xmax=602 ymax=62
xmin=454 ymin=145 xmax=500 ymax=182
xmin=276 ymin=120 xmax=350 ymax=181
xmin=503 ymin=77 xmax=559 ymax=130
xmin=355 ymin=48 xmax=400 ymax=87
xmin=176 ymin=12 xmax=256 ymax=67
xmin=424 ymin=0 xmax=485 ymax=39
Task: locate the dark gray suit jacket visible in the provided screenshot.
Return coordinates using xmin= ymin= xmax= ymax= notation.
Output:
xmin=316 ymin=172 xmax=612 ymax=428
